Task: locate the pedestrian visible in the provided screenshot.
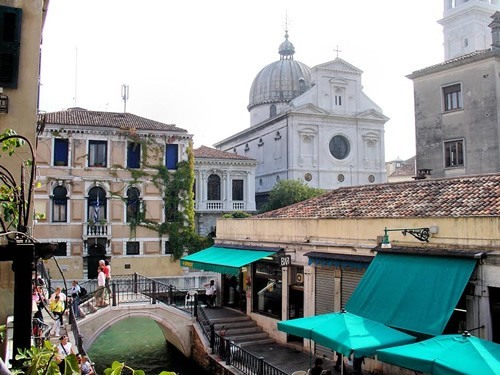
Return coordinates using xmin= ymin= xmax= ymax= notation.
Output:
xmin=203 ymin=280 xmax=217 ymax=308
xmin=69 ymin=280 xmax=85 ymax=318
xmin=78 ymin=354 xmax=95 ymax=375
xmin=49 ymin=295 xmax=64 ymax=337
xmin=50 ymin=286 xmax=67 ymax=304
xmin=96 ymin=266 xmax=108 ymax=307
xmin=100 ymin=259 xmax=112 ymax=295
xmin=309 ymin=358 xmax=325 ymax=375
xmin=56 ymin=335 xmax=75 ymax=372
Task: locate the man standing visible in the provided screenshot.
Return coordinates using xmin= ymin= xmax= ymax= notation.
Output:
xmin=203 ymin=280 xmax=217 ymax=308
xmin=69 ymin=280 xmax=85 ymax=318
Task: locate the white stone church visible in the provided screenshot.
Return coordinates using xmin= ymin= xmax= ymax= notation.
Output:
xmin=214 ymin=31 xmax=389 ymax=207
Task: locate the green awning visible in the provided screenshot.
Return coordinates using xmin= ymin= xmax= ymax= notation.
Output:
xmin=345 ymin=252 xmax=477 ymax=336
xmin=180 ymin=245 xmax=279 ymax=275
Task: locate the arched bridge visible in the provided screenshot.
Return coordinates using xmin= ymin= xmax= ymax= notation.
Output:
xmin=78 ymin=303 xmax=195 ymax=357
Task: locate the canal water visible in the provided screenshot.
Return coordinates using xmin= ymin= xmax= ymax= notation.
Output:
xmin=87 ymin=317 xmax=211 ymax=375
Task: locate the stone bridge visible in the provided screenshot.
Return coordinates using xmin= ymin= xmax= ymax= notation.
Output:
xmin=77 ymin=303 xmax=195 ymax=357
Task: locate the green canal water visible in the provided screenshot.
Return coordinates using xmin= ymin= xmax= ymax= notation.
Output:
xmin=87 ymin=317 xmax=211 ymax=375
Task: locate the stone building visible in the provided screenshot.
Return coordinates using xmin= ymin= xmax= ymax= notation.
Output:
xmin=0 ymin=0 xmax=49 ymax=323
xmin=34 ymin=108 xmax=193 ymax=281
xmin=214 ymin=31 xmax=388 ymax=208
xmin=185 ymin=173 xmax=500 ymax=372
xmin=410 ymin=2 xmax=500 ymax=178
xmin=193 ymin=146 xmax=257 ymax=236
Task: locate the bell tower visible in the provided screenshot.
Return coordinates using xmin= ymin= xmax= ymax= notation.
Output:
xmin=439 ymin=0 xmax=500 ymax=60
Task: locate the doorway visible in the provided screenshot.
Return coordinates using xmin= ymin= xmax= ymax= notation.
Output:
xmin=87 ymin=239 xmax=107 ymax=279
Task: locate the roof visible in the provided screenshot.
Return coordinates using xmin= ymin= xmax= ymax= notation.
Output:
xmin=256 ymin=173 xmax=500 ymax=219
xmin=40 ymin=108 xmax=187 ymax=133
xmin=388 ymin=156 xmax=416 ymax=177
xmin=407 ymin=49 xmax=497 ymax=79
xmin=194 ymin=146 xmax=255 ymax=160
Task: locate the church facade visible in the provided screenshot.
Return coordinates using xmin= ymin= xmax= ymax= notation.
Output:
xmin=214 ymin=32 xmax=388 ymax=207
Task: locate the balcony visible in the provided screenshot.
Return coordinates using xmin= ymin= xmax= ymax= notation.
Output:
xmin=195 ymin=201 xmax=246 ymax=212
xmin=83 ymin=222 xmax=112 ymax=239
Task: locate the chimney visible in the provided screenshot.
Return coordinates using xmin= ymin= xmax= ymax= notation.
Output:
xmin=489 ymin=11 xmax=500 ymax=51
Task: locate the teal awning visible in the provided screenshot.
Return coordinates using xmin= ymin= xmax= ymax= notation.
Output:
xmin=180 ymin=245 xmax=279 ymax=275
xmin=345 ymin=252 xmax=477 ymax=336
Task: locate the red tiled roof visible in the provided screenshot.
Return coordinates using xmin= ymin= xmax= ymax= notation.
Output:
xmin=40 ymin=108 xmax=187 ymax=133
xmin=256 ymin=173 xmax=500 ymax=219
xmin=389 ymin=156 xmax=416 ymax=177
xmin=194 ymin=145 xmax=255 ymax=160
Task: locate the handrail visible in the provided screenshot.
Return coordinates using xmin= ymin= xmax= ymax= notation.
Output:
xmin=69 ymin=274 xmax=287 ymax=375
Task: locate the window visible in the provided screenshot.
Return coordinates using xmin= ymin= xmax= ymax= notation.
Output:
xmin=52 ymin=186 xmax=68 ymax=222
xmin=165 ymin=191 xmax=177 ymax=222
xmin=126 ymin=241 xmax=140 ymax=255
xmin=165 ymin=144 xmax=178 ymax=170
xmin=335 ymin=95 xmax=342 ymax=105
xmin=126 ymin=187 xmax=140 ymax=222
xmin=0 ymin=6 xmax=22 ymax=88
xmin=444 ymin=140 xmax=464 ymax=167
xmin=165 ymin=241 xmax=172 ymax=255
xmin=88 ymin=186 xmax=106 ymax=222
xmin=443 ymin=83 xmax=462 ymax=112
xmin=270 ymin=105 xmax=277 ymax=117
xmin=207 ymin=174 xmax=221 ymax=200
xmin=232 ymin=180 xmax=244 ymax=201
xmin=329 ymin=135 xmax=350 ymax=160
xmin=127 ymin=142 xmax=141 ymax=169
xmin=54 ymin=242 xmax=67 ymax=257
xmin=53 ymin=139 xmax=69 ymax=166
xmin=89 ymin=140 xmax=107 ymax=167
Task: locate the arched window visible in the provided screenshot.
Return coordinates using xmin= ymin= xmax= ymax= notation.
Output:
xmin=207 ymin=174 xmax=221 ymax=201
xmin=52 ymin=185 xmax=68 ymax=222
xmin=88 ymin=186 xmax=106 ymax=223
xmin=270 ymin=105 xmax=277 ymax=117
xmin=126 ymin=187 xmax=140 ymax=222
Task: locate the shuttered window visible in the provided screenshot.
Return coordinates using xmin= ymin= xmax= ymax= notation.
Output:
xmin=165 ymin=144 xmax=178 ymax=170
xmin=0 ymin=6 xmax=22 ymax=88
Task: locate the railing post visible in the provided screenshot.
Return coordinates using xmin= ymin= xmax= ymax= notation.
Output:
xmin=133 ymin=273 xmax=138 ymax=294
xmin=152 ymin=280 xmax=157 ymax=304
xmin=210 ymin=324 xmax=215 ymax=353
xmin=257 ymin=356 xmax=264 ymax=375
xmin=112 ymin=282 xmax=116 ymax=306
xmin=194 ymin=293 xmax=198 ymax=318
xmin=225 ymin=339 xmax=231 ymax=366
xmin=168 ymin=284 xmax=173 ymax=305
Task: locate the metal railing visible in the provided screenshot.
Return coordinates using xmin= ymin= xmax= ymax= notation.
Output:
xmin=71 ymin=274 xmax=287 ymax=375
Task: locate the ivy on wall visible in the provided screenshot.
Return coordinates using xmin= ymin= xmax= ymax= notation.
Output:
xmin=109 ymin=133 xmax=212 ymax=260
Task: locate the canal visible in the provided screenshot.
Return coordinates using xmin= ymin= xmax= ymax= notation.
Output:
xmin=87 ymin=316 xmax=211 ymax=375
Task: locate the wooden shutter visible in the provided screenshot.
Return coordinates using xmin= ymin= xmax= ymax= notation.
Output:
xmin=0 ymin=6 xmax=22 ymax=88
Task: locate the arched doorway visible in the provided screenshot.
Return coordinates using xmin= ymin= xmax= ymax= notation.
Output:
xmin=87 ymin=240 xmax=106 ymax=279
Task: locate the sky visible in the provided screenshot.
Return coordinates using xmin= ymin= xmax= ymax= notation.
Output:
xmin=39 ymin=0 xmax=444 ymax=162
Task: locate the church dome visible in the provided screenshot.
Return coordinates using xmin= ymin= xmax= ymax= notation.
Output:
xmin=248 ymin=31 xmax=312 ymax=111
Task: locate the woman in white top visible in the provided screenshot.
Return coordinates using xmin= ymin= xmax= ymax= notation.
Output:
xmin=56 ymin=335 xmax=76 ymax=372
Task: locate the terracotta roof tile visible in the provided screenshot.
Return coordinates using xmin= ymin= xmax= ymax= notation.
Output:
xmin=256 ymin=173 xmax=500 ymax=219
xmin=194 ymin=146 xmax=255 ymax=161
xmin=40 ymin=108 xmax=187 ymax=133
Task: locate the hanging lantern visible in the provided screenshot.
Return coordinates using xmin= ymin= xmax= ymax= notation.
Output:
xmin=0 ymin=93 xmax=9 ymax=114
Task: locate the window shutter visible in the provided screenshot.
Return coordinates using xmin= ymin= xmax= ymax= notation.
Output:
xmin=54 ymin=139 xmax=69 ymax=166
xmin=0 ymin=6 xmax=22 ymax=88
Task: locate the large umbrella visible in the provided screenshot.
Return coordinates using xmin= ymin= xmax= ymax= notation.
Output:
xmin=277 ymin=310 xmax=416 ymax=372
xmin=377 ymin=331 xmax=500 ymax=375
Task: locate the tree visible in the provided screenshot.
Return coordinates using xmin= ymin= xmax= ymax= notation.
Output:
xmin=259 ymin=179 xmax=325 ymax=213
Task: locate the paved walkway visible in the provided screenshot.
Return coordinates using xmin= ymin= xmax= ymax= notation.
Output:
xmin=203 ymin=307 xmax=364 ymax=375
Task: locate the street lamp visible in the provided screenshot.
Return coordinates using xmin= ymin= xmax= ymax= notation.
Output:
xmin=380 ymin=227 xmax=433 ymax=249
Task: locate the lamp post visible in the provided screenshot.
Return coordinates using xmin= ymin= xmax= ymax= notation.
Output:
xmin=381 ymin=227 xmax=432 ymax=249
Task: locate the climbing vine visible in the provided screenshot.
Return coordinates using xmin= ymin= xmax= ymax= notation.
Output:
xmin=109 ymin=134 xmax=212 ymax=260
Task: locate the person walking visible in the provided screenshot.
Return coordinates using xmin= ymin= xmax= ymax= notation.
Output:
xmin=56 ymin=335 xmax=76 ymax=372
xmin=69 ymin=280 xmax=85 ymax=318
xmin=49 ymin=295 xmax=64 ymax=336
xmin=96 ymin=266 xmax=108 ymax=307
